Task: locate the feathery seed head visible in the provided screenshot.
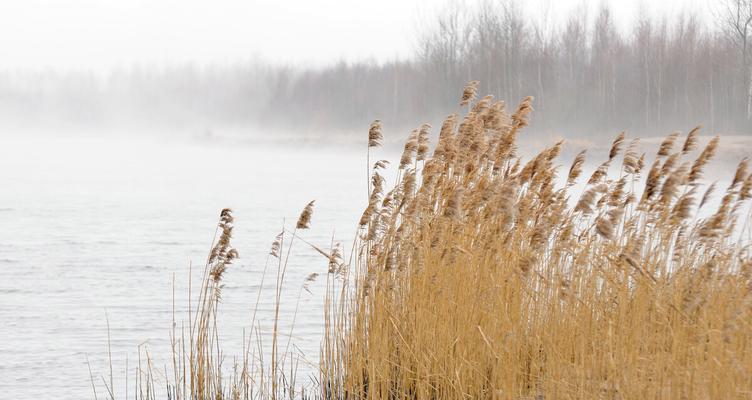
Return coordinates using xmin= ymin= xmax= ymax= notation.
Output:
xmin=460 ymin=80 xmax=480 ymax=106
xmin=368 ymin=120 xmax=383 ymax=148
xmin=296 ymin=200 xmax=315 ymax=229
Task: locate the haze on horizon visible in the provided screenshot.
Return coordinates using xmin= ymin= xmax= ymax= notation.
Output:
xmin=0 ymin=0 xmax=712 ymax=72
xmin=0 ymin=0 xmax=748 ymax=144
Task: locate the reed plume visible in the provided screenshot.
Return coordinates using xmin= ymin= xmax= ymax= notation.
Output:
xmin=460 ymin=80 xmax=479 ymax=106
xmin=296 ymin=200 xmax=315 ymax=229
xmin=367 ymin=120 xmax=383 ymax=148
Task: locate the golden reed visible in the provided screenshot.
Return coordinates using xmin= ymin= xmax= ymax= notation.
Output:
xmin=321 ymin=81 xmax=752 ymax=399
xmin=112 ymin=81 xmax=751 ymax=400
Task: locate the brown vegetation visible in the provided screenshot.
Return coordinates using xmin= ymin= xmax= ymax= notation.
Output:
xmin=107 ymin=82 xmax=751 ymax=399
xmin=322 ymin=83 xmax=752 ymax=399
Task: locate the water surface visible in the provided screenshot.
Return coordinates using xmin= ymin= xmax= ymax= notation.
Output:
xmin=0 ymin=134 xmax=373 ymax=399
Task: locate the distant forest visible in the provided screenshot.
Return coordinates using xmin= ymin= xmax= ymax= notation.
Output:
xmin=2 ymin=1 xmax=751 ymax=140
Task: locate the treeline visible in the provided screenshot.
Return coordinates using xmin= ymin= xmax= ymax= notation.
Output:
xmin=1 ymin=1 xmax=750 ymax=139
xmin=270 ymin=1 xmax=752 ymax=138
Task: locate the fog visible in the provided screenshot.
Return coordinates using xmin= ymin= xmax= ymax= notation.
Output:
xmin=2 ymin=0 xmax=743 ymax=145
xmin=0 ymin=0 xmax=709 ymax=70
xmin=1 ymin=1 xmax=751 ymax=399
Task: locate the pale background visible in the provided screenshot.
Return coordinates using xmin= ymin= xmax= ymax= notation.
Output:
xmin=0 ymin=0 xmax=712 ymax=71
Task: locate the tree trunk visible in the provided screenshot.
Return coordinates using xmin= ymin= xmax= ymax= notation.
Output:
xmin=747 ymin=63 xmax=752 ymax=120
xmin=645 ymin=52 xmax=650 ymax=132
xmin=710 ymin=61 xmax=715 ymax=132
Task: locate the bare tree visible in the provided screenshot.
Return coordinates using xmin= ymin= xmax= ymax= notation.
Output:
xmin=718 ymin=0 xmax=752 ymax=119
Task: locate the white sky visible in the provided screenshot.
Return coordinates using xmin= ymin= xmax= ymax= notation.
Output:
xmin=0 ymin=0 xmax=713 ymax=72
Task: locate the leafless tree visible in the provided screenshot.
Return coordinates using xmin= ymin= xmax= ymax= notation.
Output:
xmin=717 ymin=0 xmax=752 ymax=119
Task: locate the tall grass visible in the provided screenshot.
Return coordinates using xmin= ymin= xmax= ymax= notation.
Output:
xmin=322 ymin=83 xmax=752 ymax=399
xmin=119 ymin=207 xmax=317 ymax=400
xmin=103 ymin=82 xmax=751 ymax=399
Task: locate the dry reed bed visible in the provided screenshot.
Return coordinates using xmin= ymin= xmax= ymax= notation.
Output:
xmin=116 ymin=82 xmax=751 ymax=400
xmin=321 ymin=83 xmax=752 ymax=399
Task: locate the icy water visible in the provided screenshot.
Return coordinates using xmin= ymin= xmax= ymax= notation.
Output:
xmin=0 ymin=135 xmax=375 ymax=399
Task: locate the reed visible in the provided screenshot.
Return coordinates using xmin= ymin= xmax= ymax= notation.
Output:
xmin=120 ymin=205 xmax=317 ymax=400
xmin=322 ymin=82 xmax=752 ymax=399
xmin=102 ymin=81 xmax=751 ymax=400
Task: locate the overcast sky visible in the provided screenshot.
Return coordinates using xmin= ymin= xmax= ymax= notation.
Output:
xmin=0 ymin=0 xmax=713 ymax=72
